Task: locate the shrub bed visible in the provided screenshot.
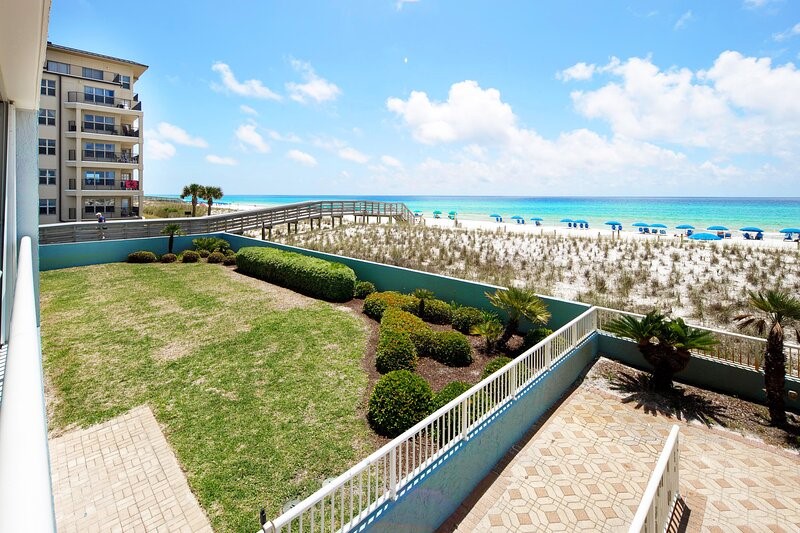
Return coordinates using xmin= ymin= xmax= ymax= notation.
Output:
xmin=181 ymin=250 xmax=200 ymax=263
xmin=422 ymin=298 xmax=453 ymax=325
xmin=452 ymin=306 xmax=485 ymax=334
xmin=481 ymin=356 xmax=513 ymax=379
xmin=354 ymin=280 xmax=376 ymax=299
xmin=362 ymin=291 xmax=419 ymax=321
xmin=368 ymin=370 xmax=433 ymax=437
xmin=236 ymin=246 xmax=356 ymax=302
xmin=160 ymin=253 xmax=177 ymax=263
xmin=127 ymin=251 xmax=157 ymax=263
xmin=429 ymin=331 xmax=473 ymax=367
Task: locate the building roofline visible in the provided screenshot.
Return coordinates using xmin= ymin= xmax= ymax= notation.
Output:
xmin=46 ymin=42 xmax=148 ymax=70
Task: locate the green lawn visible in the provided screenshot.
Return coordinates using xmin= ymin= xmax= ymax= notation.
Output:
xmin=40 ymin=262 xmax=372 ymax=532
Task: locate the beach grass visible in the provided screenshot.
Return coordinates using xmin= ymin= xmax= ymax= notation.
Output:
xmin=40 ymin=262 xmax=372 ymax=533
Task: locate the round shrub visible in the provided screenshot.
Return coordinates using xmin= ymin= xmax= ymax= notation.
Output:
xmin=198 ymin=249 xmax=211 ymax=258
xmin=222 ymin=255 xmax=237 ymax=266
xmin=368 ymin=370 xmax=433 ymax=437
xmin=481 ymin=356 xmax=513 ymax=379
xmin=160 ymin=253 xmax=177 ymax=263
xmin=381 ymin=308 xmax=434 ymax=356
xmin=375 ymin=330 xmax=417 ymax=373
xmin=363 ymin=292 xmax=419 ymax=321
xmin=433 ymin=381 xmax=471 ymax=410
xmin=127 ymin=251 xmax=157 ymax=263
xmin=422 ymin=299 xmax=453 ymax=325
xmin=452 ymin=307 xmax=485 ymax=334
xmin=354 ymin=280 xmax=377 ymax=299
xmin=181 ymin=250 xmax=200 ymax=263
xmin=207 ymin=251 xmax=226 ymax=264
xmin=430 ymin=331 xmax=473 ymax=367
xmin=523 ymin=328 xmax=554 ymax=349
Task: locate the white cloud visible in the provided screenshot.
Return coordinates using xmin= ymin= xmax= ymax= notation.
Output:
xmin=381 ymin=155 xmax=403 ymax=168
xmin=154 ymin=122 xmax=208 ymax=148
xmin=206 ymin=154 xmax=238 ymax=166
xmin=338 ymin=146 xmax=370 ymax=164
xmin=673 ymin=10 xmax=693 ymax=31
xmin=773 ymin=23 xmax=800 ymax=42
xmin=240 ymin=104 xmax=259 ymax=116
xmin=557 ymin=62 xmax=596 ymax=81
xmin=286 ymin=149 xmax=318 ymax=167
xmin=268 ymin=130 xmax=302 ymax=143
xmin=235 ymin=123 xmax=271 ymax=153
xmin=743 ymin=0 xmax=773 ymax=8
xmin=146 ymin=138 xmax=176 ymax=160
xmin=396 ymin=0 xmax=420 ymax=11
xmin=211 ymin=62 xmax=281 ymax=100
xmin=286 ymin=59 xmax=341 ymax=104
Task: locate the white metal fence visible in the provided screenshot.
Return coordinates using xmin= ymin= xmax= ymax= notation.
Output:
xmin=261 ymin=307 xmax=598 ymax=533
xmin=628 ymin=425 xmax=681 ymax=533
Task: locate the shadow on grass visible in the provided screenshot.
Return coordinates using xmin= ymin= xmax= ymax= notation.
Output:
xmin=608 ymin=371 xmax=729 ymax=427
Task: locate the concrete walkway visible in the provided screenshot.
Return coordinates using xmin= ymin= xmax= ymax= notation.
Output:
xmin=440 ymin=379 xmax=800 ymax=532
xmin=49 ymin=405 xmax=212 ymax=533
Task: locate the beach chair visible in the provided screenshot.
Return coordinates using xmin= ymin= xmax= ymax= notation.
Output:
xmin=686 ymin=229 xmax=693 ymax=236
xmin=585 ymin=224 xmax=590 ymax=229
xmin=535 ymin=221 xmax=541 ymax=226
xmin=724 ymin=232 xmax=732 ymax=239
xmin=755 ymin=232 xmax=763 ymax=240
xmin=638 ymin=227 xmax=643 ymax=233
xmin=660 ymin=229 xmax=666 ymax=235
xmin=567 ymin=222 xmax=573 ymax=228
xmin=744 ymin=232 xmax=752 ymax=240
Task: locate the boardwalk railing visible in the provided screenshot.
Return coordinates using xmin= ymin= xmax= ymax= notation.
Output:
xmin=628 ymin=425 xmax=681 ymax=533
xmin=261 ymin=307 xmax=597 ymax=533
xmin=595 ymin=306 xmax=800 ymax=378
xmin=39 ymin=200 xmax=416 ymax=244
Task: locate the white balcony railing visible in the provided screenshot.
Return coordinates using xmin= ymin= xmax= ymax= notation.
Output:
xmin=0 ymin=237 xmax=56 ymax=532
xmin=629 ymin=425 xmax=681 ymax=533
xmin=261 ymin=306 xmax=597 ymax=533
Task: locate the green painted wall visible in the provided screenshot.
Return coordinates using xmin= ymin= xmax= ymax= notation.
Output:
xmin=39 ymin=235 xmax=199 ymax=271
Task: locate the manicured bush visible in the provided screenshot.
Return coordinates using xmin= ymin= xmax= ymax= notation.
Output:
xmin=160 ymin=253 xmax=177 ymax=263
xmin=452 ymin=306 xmax=485 ymax=334
xmin=354 ymin=280 xmax=377 ymax=299
xmin=362 ymin=291 xmax=419 ymax=321
xmin=375 ymin=329 xmax=417 ymax=373
xmin=433 ymin=381 xmax=471 ymax=410
xmin=198 ymin=249 xmax=211 ymax=258
xmin=207 ymin=251 xmax=226 ymax=264
xmin=236 ymin=246 xmax=356 ymax=302
xmin=127 ymin=251 xmax=157 ymax=263
xmin=367 ymin=370 xmax=433 ymax=437
xmin=222 ymin=255 xmax=237 ymax=266
xmin=381 ymin=308 xmax=434 ymax=355
xmin=181 ymin=250 xmax=200 ymax=263
xmin=523 ymin=327 xmax=554 ymax=349
xmin=422 ymin=298 xmax=453 ymax=325
xmin=193 ymin=236 xmax=231 ymax=254
xmin=481 ymin=356 xmax=513 ymax=379
xmin=430 ymin=331 xmax=473 ymax=367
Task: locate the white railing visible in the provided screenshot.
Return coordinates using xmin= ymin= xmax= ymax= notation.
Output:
xmin=629 ymin=425 xmax=681 ymax=533
xmin=261 ymin=306 xmax=597 ymax=533
xmin=0 ymin=237 xmax=56 ymax=532
xmin=595 ymin=306 xmax=800 ymax=378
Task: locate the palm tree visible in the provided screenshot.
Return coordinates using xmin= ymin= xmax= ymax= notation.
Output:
xmin=471 ymin=319 xmax=504 ymax=353
xmin=160 ymin=223 xmax=184 ymax=254
xmin=605 ymin=311 xmax=717 ymax=392
xmin=735 ymin=290 xmax=800 ymax=427
xmin=486 ymin=287 xmax=551 ymax=348
xmin=202 ymin=186 xmax=223 ymax=216
xmin=181 ymin=183 xmax=204 ymax=217
xmin=412 ymin=288 xmax=435 ymax=317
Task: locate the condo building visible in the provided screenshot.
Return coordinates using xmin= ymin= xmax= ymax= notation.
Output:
xmin=38 ymin=42 xmax=147 ymax=223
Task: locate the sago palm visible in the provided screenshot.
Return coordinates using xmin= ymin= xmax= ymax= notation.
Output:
xmin=412 ymin=288 xmax=435 ymax=317
xmin=471 ymin=319 xmax=504 ymax=353
xmin=735 ymin=290 xmax=800 ymax=427
xmin=486 ymin=287 xmax=551 ymax=348
xmin=160 ymin=223 xmax=184 ymax=254
xmin=181 ymin=183 xmax=203 ymax=217
xmin=202 ymin=186 xmax=224 ymax=216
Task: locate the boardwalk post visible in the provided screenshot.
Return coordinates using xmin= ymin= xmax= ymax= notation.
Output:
xmin=268 ymin=226 xmax=272 ymax=240
xmin=261 ymin=224 xmax=265 ymax=240
xmin=287 ymin=222 xmax=291 ymax=234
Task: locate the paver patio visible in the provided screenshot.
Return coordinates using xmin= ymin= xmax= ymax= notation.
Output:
xmin=49 ymin=405 xmax=212 ymax=533
xmin=440 ymin=368 xmax=800 ymax=532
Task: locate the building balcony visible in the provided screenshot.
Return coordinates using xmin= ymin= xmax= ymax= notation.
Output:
xmin=67 ymin=121 xmax=139 ymax=138
xmin=67 ymin=178 xmax=141 ymax=192
xmin=67 ymin=150 xmax=140 ymax=166
xmin=65 ymin=91 xmax=142 ymax=112
xmin=44 ymin=62 xmax=132 ymax=88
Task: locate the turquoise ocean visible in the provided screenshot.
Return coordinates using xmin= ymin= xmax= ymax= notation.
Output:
xmin=156 ymin=195 xmax=800 ymax=234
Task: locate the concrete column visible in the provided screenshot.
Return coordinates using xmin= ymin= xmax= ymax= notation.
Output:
xmin=14 ymin=108 xmax=39 ymax=323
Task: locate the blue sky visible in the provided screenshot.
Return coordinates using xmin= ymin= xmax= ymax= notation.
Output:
xmin=49 ymin=0 xmax=800 ymax=196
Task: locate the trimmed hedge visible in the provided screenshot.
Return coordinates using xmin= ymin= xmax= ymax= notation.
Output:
xmin=381 ymin=308 xmax=433 ymax=350
xmin=362 ymin=291 xmax=419 ymax=321
xmin=523 ymin=327 xmax=554 ymax=349
xmin=354 ymin=280 xmax=376 ymax=299
xmin=481 ymin=356 xmax=513 ymax=379
xmin=207 ymin=251 xmax=226 ymax=264
xmin=430 ymin=331 xmax=473 ymax=367
xmin=433 ymin=381 xmax=471 ymax=411
xmin=222 ymin=255 xmax=237 ymax=266
xmin=181 ymin=250 xmax=200 ymax=263
xmin=375 ymin=329 xmax=417 ymax=373
xmin=452 ymin=306 xmax=485 ymax=334
xmin=368 ymin=370 xmax=433 ymax=437
xmin=160 ymin=253 xmax=177 ymax=263
xmin=198 ymin=249 xmax=211 ymax=258
xmin=236 ymin=246 xmax=356 ymax=302
xmin=127 ymin=250 xmax=157 ymax=263
xmin=422 ymin=298 xmax=453 ymax=325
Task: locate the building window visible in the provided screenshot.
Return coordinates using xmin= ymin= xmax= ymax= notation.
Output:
xmin=115 ymin=74 xmax=131 ymax=89
xmin=39 ymin=199 xmax=57 ymax=215
xmin=82 ymin=67 xmax=104 ymax=80
xmin=40 ymin=79 xmax=56 ymax=96
xmin=38 ymin=109 xmax=56 ymax=126
xmin=84 ymin=114 xmax=115 ymax=134
xmin=46 ymin=60 xmax=70 ymax=74
xmin=83 ymin=142 xmax=115 ymax=161
xmin=84 ymin=170 xmax=115 ymax=187
xmin=84 ymin=86 xmax=115 ymax=105
xmin=39 ymin=169 xmax=57 ymax=185
xmin=84 ymin=198 xmax=115 ymax=214
xmin=39 ymin=138 xmax=56 ymax=155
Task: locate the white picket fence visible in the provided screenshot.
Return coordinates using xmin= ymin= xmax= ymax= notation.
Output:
xmin=261 ymin=307 xmax=598 ymax=533
xmin=628 ymin=425 xmax=681 ymax=533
